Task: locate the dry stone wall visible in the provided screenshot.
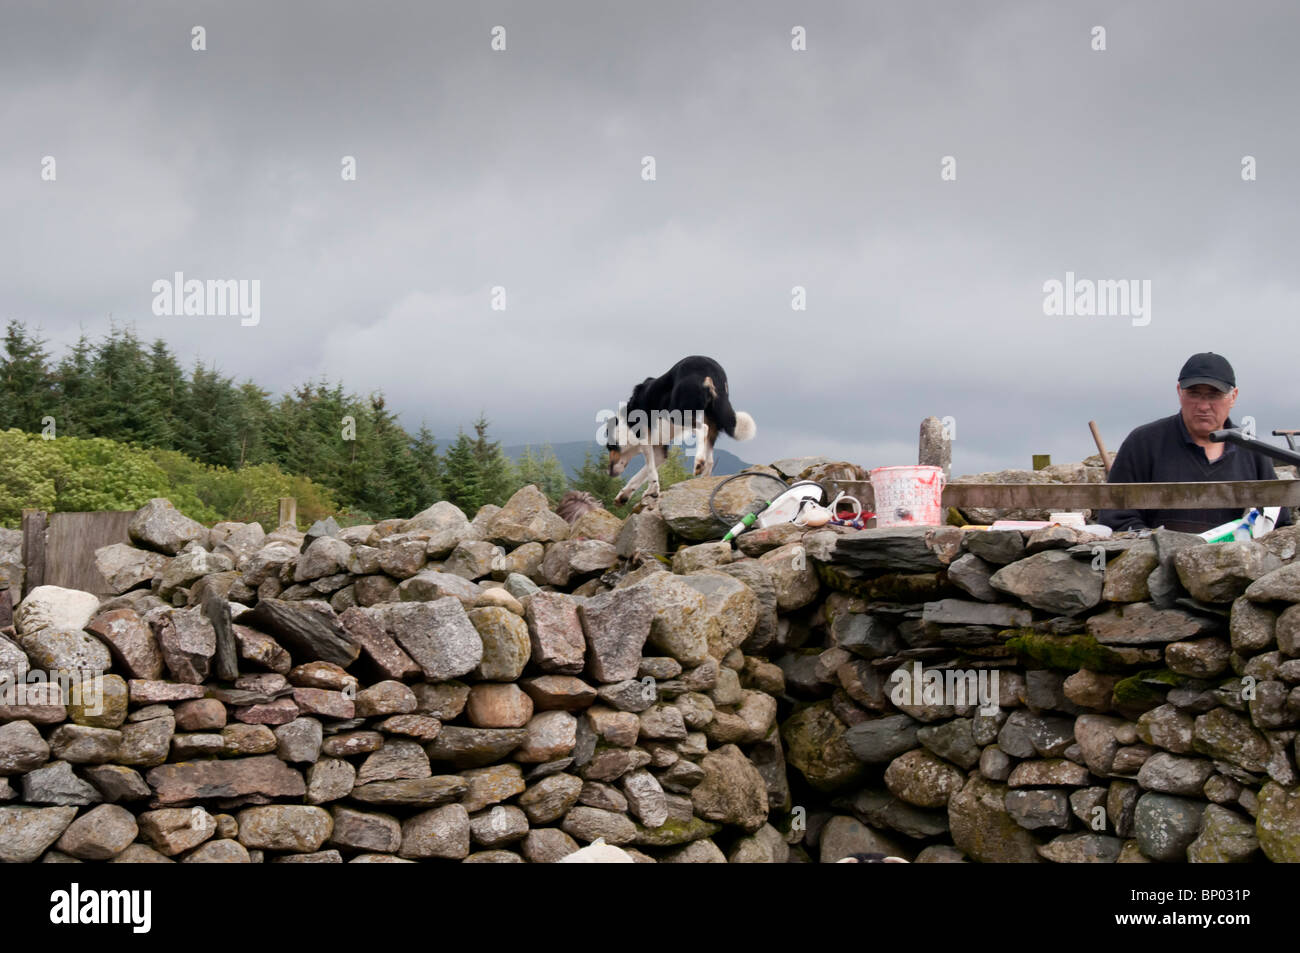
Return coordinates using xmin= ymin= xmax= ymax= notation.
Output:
xmin=2 ymin=471 xmax=1299 ymax=863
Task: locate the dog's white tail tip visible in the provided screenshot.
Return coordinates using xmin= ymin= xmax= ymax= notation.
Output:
xmin=733 ymin=411 xmax=757 ymax=441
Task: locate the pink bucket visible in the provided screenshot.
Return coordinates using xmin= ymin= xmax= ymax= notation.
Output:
xmin=869 ymin=465 xmax=946 ymax=527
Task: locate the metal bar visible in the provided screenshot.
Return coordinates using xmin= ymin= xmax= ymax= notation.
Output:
xmin=836 ymin=480 xmax=1300 ymax=510
xmin=1211 ymin=429 xmax=1300 ymax=467
xmin=1269 ymin=430 xmax=1299 ymax=452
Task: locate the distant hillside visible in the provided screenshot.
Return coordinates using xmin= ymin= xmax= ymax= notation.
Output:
xmin=502 ymin=440 xmax=749 ymax=478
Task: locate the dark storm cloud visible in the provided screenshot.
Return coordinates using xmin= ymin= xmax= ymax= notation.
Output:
xmin=4 ymin=0 xmax=1298 ymax=474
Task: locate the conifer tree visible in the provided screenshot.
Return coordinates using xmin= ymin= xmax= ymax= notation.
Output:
xmin=571 ymin=446 xmax=626 ymax=507
xmin=0 ymin=321 xmax=54 ymax=432
xmin=443 ymin=430 xmax=485 ymax=514
xmin=410 ymin=423 xmax=443 ymax=510
xmin=515 ymin=445 xmax=569 ymax=501
xmin=471 ymin=414 xmax=515 ymax=506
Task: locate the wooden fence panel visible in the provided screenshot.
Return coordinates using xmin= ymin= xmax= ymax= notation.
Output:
xmin=19 ymin=509 xmax=47 ymax=602
xmin=38 ymin=511 xmax=134 ymax=598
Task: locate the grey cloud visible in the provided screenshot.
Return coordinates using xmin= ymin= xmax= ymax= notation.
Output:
xmin=3 ymin=0 xmax=1298 ymax=475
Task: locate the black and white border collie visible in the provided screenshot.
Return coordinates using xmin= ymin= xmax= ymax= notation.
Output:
xmin=604 ymin=355 xmax=756 ymax=505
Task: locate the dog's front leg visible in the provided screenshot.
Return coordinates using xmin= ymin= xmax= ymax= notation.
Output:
xmin=641 ymin=444 xmax=662 ymax=499
xmin=693 ymin=423 xmax=714 ymax=477
xmin=614 ymin=458 xmax=650 ymax=505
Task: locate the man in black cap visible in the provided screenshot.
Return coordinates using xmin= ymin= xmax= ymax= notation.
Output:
xmin=1097 ymin=352 xmax=1292 ymax=533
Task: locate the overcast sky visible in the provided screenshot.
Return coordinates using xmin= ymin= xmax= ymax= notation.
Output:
xmin=5 ymin=0 xmax=1298 ymax=476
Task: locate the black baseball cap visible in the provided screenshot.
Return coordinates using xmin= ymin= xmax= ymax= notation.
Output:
xmin=1178 ymin=352 xmax=1235 ymax=392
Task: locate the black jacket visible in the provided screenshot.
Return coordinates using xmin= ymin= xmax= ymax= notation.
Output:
xmin=1097 ymin=413 xmax=1293 ymax=533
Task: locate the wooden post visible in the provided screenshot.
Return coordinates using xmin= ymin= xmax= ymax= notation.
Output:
xmin=918 ymin=417 xmax=952 ymax=478
xmin=1032 ymin=454 xmax=1051 ymax=471
xmin=21 ymin=509 xmax=47 ymax=600
xmin=278 ymin=497 xmax=297 ymax=529
xmin=1089 ymin=421 xmax=1113 ymax=476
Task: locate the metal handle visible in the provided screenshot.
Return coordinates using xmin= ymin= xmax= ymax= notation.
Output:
xmin=1210 ymin=428 xmax=1300 ymax=467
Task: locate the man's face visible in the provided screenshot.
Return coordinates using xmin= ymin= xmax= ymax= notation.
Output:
xmin=1177 ymin=383 xmax=1237 ymax=438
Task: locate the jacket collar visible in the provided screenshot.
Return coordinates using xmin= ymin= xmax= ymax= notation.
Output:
xmin=1174 ymin=412 xmax=1236 ymax=454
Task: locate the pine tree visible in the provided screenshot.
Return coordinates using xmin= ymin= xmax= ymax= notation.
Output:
xmin=410 ymin=423 xmax=443 ymax=510
xmin=52 ymin=331 xmax=96 ymax=437
xmin=0 ymin=321 xmax=54 ymax=432
xmin=514 ymin=445 xmax=568 ymax=501
xmin=84 ymin=324 xmax=156 ymax=445
xmin=144 ymin=338 xmax=187 ymax=448
xmin=263 ymin=379 xmax=349 ymax=490
xmin=655 ymin=446 xmax=693 ymax=491
xmin=232 ymin=379 xmax=274 ymax=467
xmin=571 ymin=446 xmax=625 ymax=508
xmin=471 ymin=414 xmax=515 ymax=506
xmin=177 ymin=361 xmax=244 ymax=467
xmin=443 ymin=430 xmax=485 ymax=514
xmin=356 ymin=391 xmax=425 ymax=520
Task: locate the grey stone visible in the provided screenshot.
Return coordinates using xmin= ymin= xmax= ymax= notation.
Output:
xmin=0 ymin=720 xmax=50 ymax=775
xmin=370 ymin=598 xmax=482 ymax=680
xmin=1255 ymin=781 xmax=1300 ymax=862
xmin=468 ymin=805 xmax=529 ymax=848
xmin=989 ymin=550 xmax=1103 ymax=614
xmin=1037 ymin=832 xmax=1123 ymax=863
xmin=817 ymin=815 xmax=909 ymax=863
xmin=1245 ymin=562 xmax=1300 ymax=602
xmin=1174 ymin=541 xmax=1281 ymax=603
xmin=560 ymin=806 xmax=636 ymax=845
xmin=884 ymin=749 xmax=965 ymax=808
xmin=948 ymin=775 xmax=1043 ymax=862
xmin=1137 ymin=704 xmax=1195 ymax=753
xmin=22 ymin=760 xmax=102 ymax=805
xmin=963 ymin=530 xmax=1025 ymax=565
xmin=127 ymin=498 xmax=205 ymax=555
xmin=237 ymin=805 xmax=333 ymax=852
xmin=234 ymin=599 xmax=360 ymax=667
xmin=832 ymin=528 xmax=946 ymax=572
xmin=579 ymin=587 xmax=654 ymax=682
xmin=947 ymin=553 xmax=1000 ymax=602
xmin=55 ymin=803 xmax=138 ymax=860
xmin=1087 ymin=603 xmax=1218 ymax=645
xmin=1134 ymin=792 xmax=1204 ymax=862
xmin=1187 ymin=804 xmax=1258 ymax=863
xmin=979 ymin=745 xmax=1012 ymax=781
xmin=329 ymin=806 xmax=402 ymax=853
xmin=921 ymin=599 xmax=1031 ymax=627
xmin=1137 ymin=753 xmax=1215 ymax=795
xmin=1193 ymin=708 xmax=1270 ymax=773
xmin=915 ymin=718 xmax=980 ymax=769
xmin=1005 ymin=789 xmax=1071 ymax=830
xmin=1230 ymin=597 xmax=1277 ymax=653
xmin=835 ymin=787 xmax=948 ymax=839
xmin=0 ymin=805 xmax=79 ymax=862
